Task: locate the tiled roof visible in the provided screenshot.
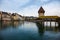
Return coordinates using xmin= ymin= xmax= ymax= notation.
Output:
xmin=2 ymin=11 xmax=10 ymax=16
xmin=38 ymin=6 xmax=45 ymax=13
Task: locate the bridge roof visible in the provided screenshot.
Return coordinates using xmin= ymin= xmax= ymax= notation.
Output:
xmin=39 ymin=16 xmax=59 ymax=19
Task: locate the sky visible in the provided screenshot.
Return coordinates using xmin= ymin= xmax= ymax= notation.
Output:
xmin=0 ymin=0 xmax=60 ymax=17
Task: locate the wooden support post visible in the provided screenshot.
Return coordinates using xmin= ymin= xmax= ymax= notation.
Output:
xmin=58 ymin=22 xmax=59 ymax=27
xmin=57 ymin=22 xmax=58 ymax=27
xmin=50 ymin=18 xmax=52 ymax=27
xmin=46 ymin=21 xmax=48 ymax=27
xmin=41 ymin=19 xmax=43 ymax=26
xmin=46 ymin=18 xmax=48 ymax=27
xmin=42 ymin=19 xmax=44 ymax=26
xmin=50 ymin=21 xmax=51 ymax=27
xmin=55 ymin=21 xmax=56 ymax=27
xmin=43 ymin=21 xmax=44 ymax=27
xmin=42 ymin=21 xmax=44 ymax=27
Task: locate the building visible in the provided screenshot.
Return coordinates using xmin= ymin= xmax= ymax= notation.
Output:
xmin=12 ymin=13 xmax=23 ymax=21
xmin=38 ymin=6 xmax=45 ymax=17
xmin=24 ymin=16 xmax=37 ymax=21
xmin=0 ymin=11 xmax=2 ymax=20
xmin=0 ymin=11 xmax=24 ymax=21
xmin=38 ymin=6 xmax=59 ymax=19
xmin=0 ymin=11 xmax=11 ymax=21
xmin=2 ymin=12 xmax=11 ymax=20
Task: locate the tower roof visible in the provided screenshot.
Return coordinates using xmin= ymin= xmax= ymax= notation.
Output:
xmin=38 ymin=6 xmax=45 ymax=13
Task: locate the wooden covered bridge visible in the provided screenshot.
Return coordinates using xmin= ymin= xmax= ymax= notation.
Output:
xmin=35 ymin=6 xmax=60 ymax=27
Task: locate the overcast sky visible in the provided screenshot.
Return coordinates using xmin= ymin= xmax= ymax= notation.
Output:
xmin=0 ymin=0 xmax=60 ymax=17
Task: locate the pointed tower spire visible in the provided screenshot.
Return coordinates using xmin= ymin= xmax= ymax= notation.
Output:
xmin=38 ymin=6 xmax=45 ymax=17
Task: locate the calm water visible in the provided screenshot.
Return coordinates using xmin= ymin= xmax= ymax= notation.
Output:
xmin=0 ymin=21 xmax=60 ymax=40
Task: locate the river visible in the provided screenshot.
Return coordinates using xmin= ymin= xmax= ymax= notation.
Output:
xmin=0 ymin=21 xmax=60 ymax=40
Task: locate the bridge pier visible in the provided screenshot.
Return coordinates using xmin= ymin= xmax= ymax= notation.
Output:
xmin=58 ymin=22 xmax=60 ymax=27
xmin=36 ymin=17 xmax=60 ymax=27
xmin=43 ymin=21 xmax=58 ymax=27
xmin=50 ymin=21 xmax=51 ymax=27
xmin=45 ymin=21 xmax=48 ymax=27
xmin=55 ymin=22 xmax=56 ymax=27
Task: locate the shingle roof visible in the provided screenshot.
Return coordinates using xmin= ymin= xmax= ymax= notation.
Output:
xmin=38 ymin=6 xmax=45 ymax=13
xmin=2 ymin=12 xmax=10 ymax=16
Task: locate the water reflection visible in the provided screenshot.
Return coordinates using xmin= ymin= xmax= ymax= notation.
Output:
xmin=36 ymin=22 xmax=44 ymax=35
xmin=12 ymin=21 xmax=24 ymax=28
xmin=36 ymin=22 xmax=60 ymax=40
xmin=0 ymin=21 xmax=60 ymax=40
xmin=0 ymin=21 xmax=24 ymax=40
xmin=36 ymin=22 xmax=44 ymax=40
xmin=0 ymin=21 xmax=24 ymax=30
xmin=36 ymin=22 xmax=60 ymax=33
xmin=0 ymin=21 xmax=11 ymax=30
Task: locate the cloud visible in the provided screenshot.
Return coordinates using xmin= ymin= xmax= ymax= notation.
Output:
xmin=0 ymin=0 xmax=30 ymax=12
xmin=18 ymin=5 xmax=39 ymax=17
xmin=40 ymin=0 xmax=50 ymax=3
xmin=19 ymin=0 xmax=60 ymax=17
xmin=43 ymin=1 xmax=60 ymax=16
xmin=0 ymin=0 xmax=2 ymax=4
xmin=35 ymin=0 xmax=50 ymax=4
xmin=0 ymin=0 xmax=60 ymax=17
